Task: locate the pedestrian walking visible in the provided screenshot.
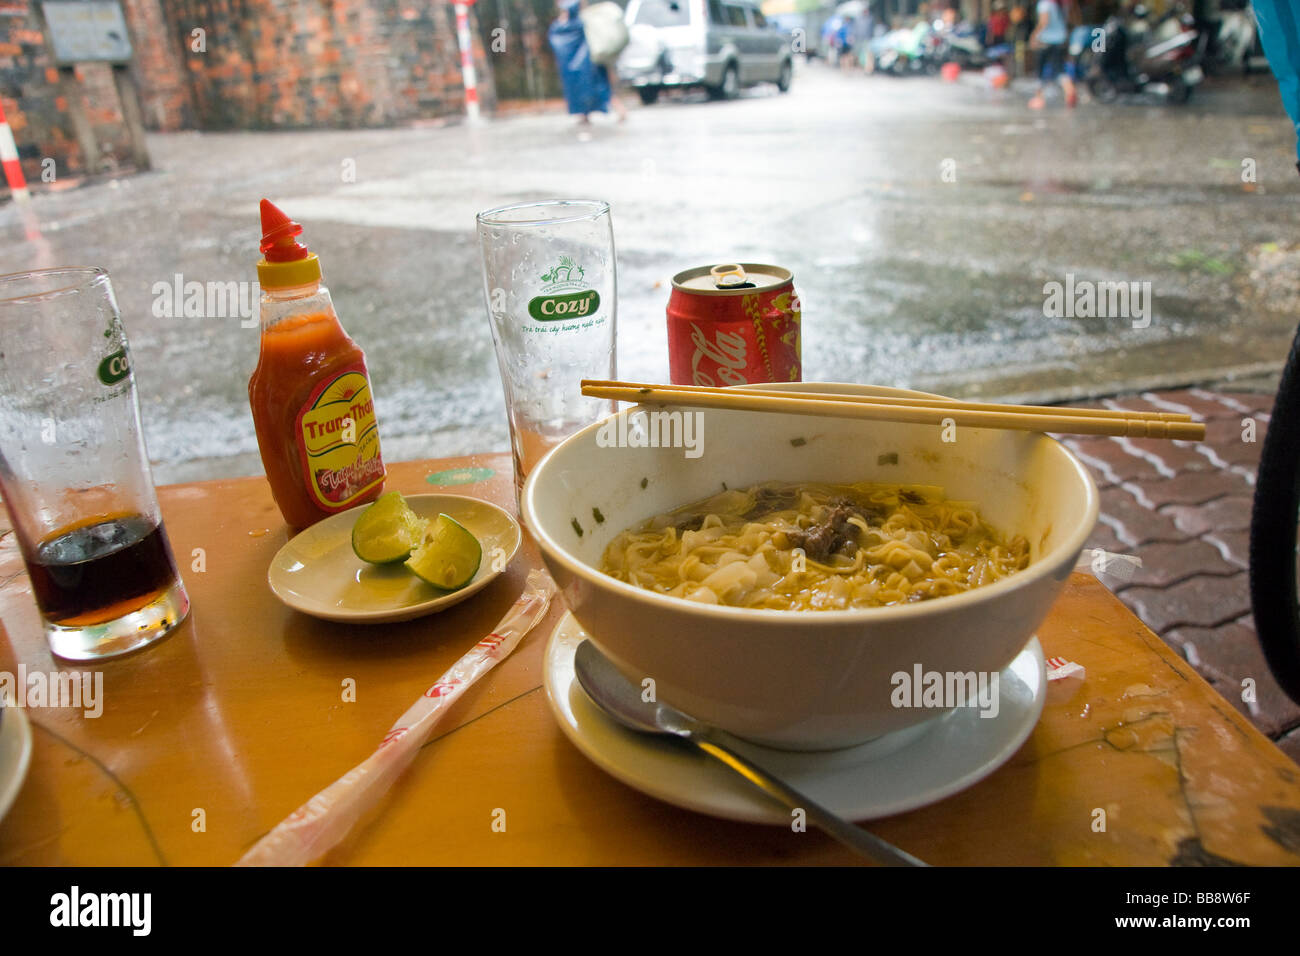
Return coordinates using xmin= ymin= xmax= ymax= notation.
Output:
xmin=838 ymin=15 xmax=856 ymax=69
xmin=822 ymin=16 xmax=841 ymax=61
xmin=581 ymin=1 xmax=630 ymax=120
xmin=987 ymin=1 xmax=1010 ymax=45
xmin=548 ymin=0 xmax=624 ymax=124
xmin=854 ymin=9 xmax=875 ymax=70
xmin=1027 ymin=0 xmax=1077 ymax=108
xmin=1010 ymin=2 xmax=1031 ymax=76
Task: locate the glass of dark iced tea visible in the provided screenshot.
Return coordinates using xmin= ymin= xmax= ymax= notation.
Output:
xmin=0 ymin=268 xmax=190 ymax=661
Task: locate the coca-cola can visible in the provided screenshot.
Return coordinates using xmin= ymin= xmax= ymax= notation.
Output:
xmin=667 ymin=263 xmax=801 ymax=387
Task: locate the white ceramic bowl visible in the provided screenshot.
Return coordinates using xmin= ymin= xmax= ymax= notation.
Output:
xmin=523 ymin=383 xmax=1098 ymax=750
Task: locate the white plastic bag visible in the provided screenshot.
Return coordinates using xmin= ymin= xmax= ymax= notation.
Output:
xmin=582 ymin=1 xmax=631 ymax=66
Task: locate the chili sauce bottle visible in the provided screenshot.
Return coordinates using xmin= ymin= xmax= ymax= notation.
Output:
xmin=248 ymin=199 xmax=386 ymax=530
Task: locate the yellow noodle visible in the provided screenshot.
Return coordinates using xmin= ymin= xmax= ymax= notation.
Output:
xmin=601 ymin=481 xmax=1030 ymax=610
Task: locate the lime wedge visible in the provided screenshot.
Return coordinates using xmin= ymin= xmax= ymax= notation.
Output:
xmin=405 ymin=513 xmax=482 ymax=590
xmin=351 ymin=492 xmax=428 ymax=564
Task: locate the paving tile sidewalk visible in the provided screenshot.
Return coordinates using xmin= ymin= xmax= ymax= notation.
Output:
xmin=1056 ymin=387 xmax=1300 ymax=765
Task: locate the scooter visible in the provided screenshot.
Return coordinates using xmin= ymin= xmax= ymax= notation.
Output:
xmin=1068 ymin=24 xmax=1103 ymax=82
xmin=872 ymin=22 xmax=941 ymax=75
xmin=933 ymin=22 xmax=989 ymax=70
xmin=1213 ymin=6 xmax=1269 ymax=74
xmin=1087 ymin=9 xmax=1206 ymax=104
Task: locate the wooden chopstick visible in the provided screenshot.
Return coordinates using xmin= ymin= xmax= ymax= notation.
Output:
xmin=580 ymin=381 xmax=1207 ymax=441
xmin=582 ymin=379 xmax=1191 ymax=423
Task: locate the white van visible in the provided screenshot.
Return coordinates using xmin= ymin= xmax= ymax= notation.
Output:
xmin=618 ymin=0 xmax=795 ymax=104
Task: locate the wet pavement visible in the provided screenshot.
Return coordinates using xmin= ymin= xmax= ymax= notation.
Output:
xmin=1064 ymin=387 xmax=1299 ymax=765
xmin=1 ymin=62 xmax=1297 ymax=483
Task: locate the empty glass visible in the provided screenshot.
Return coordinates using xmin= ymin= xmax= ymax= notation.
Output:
xmin=476 ymin=200 xmax=618 ymax=513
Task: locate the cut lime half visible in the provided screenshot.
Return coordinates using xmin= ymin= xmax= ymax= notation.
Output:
xmin=351 ymin=492 xmax=428 ymax=564
xmin=405 ymin=513 xmax=482 ymax=591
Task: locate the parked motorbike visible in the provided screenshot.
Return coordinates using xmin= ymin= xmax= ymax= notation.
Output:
xmin=1068 ymin=24 xmax=1103 ymax=83
xmin=932 ymin=22 xmax=990 ymax=70
xmin=872 ymin=22 xmax=941 ymax=75
xmin=1087 ymin=8 xmax=1207 ymax=104
xmin=1213 ymin=6 xmax=1269 ymax=75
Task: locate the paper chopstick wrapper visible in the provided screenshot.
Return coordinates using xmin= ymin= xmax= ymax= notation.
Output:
xmin=236 ymin=568 xmax=556 ymax=866
xmin=1046 ymin=656 xmax=1085 ymax=681
xmin=1076 ymin=547 xmax=1142 ymax=583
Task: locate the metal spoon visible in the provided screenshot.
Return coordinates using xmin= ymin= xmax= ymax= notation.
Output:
xmin=573 ymin=640 xmax=929 ymax=867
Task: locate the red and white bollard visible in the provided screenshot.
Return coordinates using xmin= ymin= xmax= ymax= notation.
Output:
xmin=454 ymin=2 xmax=482 ymax=124
xmin=0 ymin=98 xmax=29 ymax=202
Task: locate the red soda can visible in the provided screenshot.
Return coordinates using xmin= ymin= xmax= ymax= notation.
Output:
xmin=667 ymin=263 xmax=802 ymax=386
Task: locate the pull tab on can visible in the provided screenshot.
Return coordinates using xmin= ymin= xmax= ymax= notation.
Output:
xmin=710 ymin=263 xmax=748 ymax=288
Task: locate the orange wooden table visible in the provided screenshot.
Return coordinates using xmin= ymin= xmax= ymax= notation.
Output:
xmin=2 ymin=453 xmax=1299 ymax=866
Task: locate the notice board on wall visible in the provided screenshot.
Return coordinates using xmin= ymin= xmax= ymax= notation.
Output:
xmin=41 ymin=1 xmax=132 ymax=64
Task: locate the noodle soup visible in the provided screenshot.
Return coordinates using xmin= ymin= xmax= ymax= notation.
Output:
xmin=600 ymin=481 xmax=1029 ymax=610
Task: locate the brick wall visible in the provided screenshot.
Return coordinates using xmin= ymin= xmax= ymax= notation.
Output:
xmin=1 ymin=3 xmax=157 ymax=184
xmin=476 ymin=0 xmax=562 ymax=102
xmin=76 ymin=62 xmax=135 ymax=171
xmin=0 ymin=3 xmax=167 ymax=185
xmin=0 ymin=4 xmax=91 ymax=179
xmin=122 ymin=0 xmax=194 ymax=129
xmin=136 ymin=0 xmax=498 ymax=130
xmin=1 ymin=0 xmax=500 ymax=190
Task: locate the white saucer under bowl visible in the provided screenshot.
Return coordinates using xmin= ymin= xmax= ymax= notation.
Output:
xmin=543 ymin=612 xmax=1046 ymax=823
xmin=0 ymin=702 xmax=33 ymax=823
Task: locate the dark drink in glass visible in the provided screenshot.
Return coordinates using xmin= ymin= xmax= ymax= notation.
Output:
xmin=0 ymin=267 xmax=189 ymax=661
xmin=28 ymin=514 xmax=181 ymax=626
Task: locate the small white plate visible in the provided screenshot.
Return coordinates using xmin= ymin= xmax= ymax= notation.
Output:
xmin=268 ymin=494 xmax=522 ymax=623
xmin=0 ymin=703 xmax=33 ymax=823
xmin=543 ymin=612 xmax=1046 ymax=823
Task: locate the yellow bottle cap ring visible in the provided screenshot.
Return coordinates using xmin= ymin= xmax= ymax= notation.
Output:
xmin=258 ymin=253 xmax=322 ymax=290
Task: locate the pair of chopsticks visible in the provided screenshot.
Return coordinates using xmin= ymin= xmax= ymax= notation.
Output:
xmin=580 ymin=380 xmax=1206 ymax=441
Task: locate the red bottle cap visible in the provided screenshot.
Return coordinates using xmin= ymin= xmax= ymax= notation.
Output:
xmin=259 ymin=199 xmax=310 ymax=262
xmin=257 ymin=199 xmax=321 ymax=289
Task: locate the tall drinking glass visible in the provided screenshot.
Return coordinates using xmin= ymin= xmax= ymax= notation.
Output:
xmin=477 ymin=200 xmax=617 ymax=513
xmin=0 ymin=268 xmax=190 ymax=662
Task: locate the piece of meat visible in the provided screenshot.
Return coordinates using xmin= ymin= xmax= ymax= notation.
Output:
xmin=673 ymin=513 xmax=706 ymax=533
xmin=786 ymin=500 xmax=863 ymax=561
xmin=744 ymin=485 xmax=799 ymax=520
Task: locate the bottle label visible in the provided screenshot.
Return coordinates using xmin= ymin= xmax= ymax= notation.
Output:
xmin=295 ymin=363 xmax=386 ymax=511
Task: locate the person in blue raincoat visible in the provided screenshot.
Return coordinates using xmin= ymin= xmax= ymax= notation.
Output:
xmin=1254 ymin=0 xmax=1300 ymax=172
xmin=549 ymin=0 xmax=617 ymax=124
